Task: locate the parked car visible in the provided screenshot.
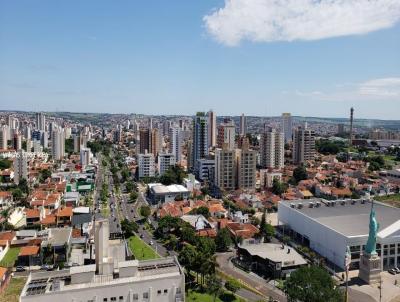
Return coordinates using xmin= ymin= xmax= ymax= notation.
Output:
xmin=389 ymin=269 xmax=396 ymax=275
xmin=394 ymin=267 xmax=400 ymax=274
xmin=140 ymin=234 xmax=144 ymax=239
xmin=149 ymin=240 xmax=154 ymax=246
xmin=16 ymin=266 xmax=25 ymax=272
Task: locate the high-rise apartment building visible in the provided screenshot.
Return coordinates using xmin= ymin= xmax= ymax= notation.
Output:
xmin=150 ymin=128 xmax=161 ymax=157
xmin=36 ymin=112 xmax=46 ymax=131
xmin=24 ymin=125 xmax=31 ymax=140
xmin=207 ymin=110 xmax=216 ymax=148
xmin=236 ymin=139 xmax=256 ymax=190
xmin=190 ymin=112 xmax=208 ymax=170
xmin=51 ymin=127 xmax=65 ymax=161
xmin=80 ymin=147 xmax=92 ymax=168
xmin=73 ymin=134 xmax=80 ymax=153
xmin=214 ymin=145 xmax=236 ymax=191
xmin=217 ymin=119 xmax=235 ymax=150
xmin=158 ymin=153 xmax=176 ymax=176
xmin=239 ymin=113 xmax=247 ymax=136
xmin=0 ymin=126 xmax=8 ymax=150
xmin=169 ymin=126 xmax=182 ymax=163
xmin=13 ymin=132 xmax=22 ymax=151
xmin=260 ymin=126 xmax=284 ymax=169
xmin=138 ymin=153 xmax=155 ymax=179
xmin=14 ymin=149 xmax=28 ymax=184
xmin=281 ymin=113 xmax=293 ymax=143
xmin=139 ymin=128 xmax=150 ymax=154
xmin=292 ymin=126 xmax=316 ymax=165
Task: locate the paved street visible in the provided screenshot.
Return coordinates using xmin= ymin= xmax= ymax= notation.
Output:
xmin=120 ymin=183 xmax=170 ymax=257
xmin=216 ymin=252 xmax=287 ymax=302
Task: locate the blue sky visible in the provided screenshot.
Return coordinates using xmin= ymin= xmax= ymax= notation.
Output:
xmin=0 ymin=0 xmax=399 ymax=119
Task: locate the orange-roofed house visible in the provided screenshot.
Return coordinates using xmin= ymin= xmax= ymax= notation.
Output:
xmin=18 ymin=245 xmax=40 ymax=267
xmin=226 ymin=222 xmax=260 ymax=243
xmin=0 ymin=231 xmax=16 ymax=244
xmin=40 ymin=214 xmax=56 ymax=228
xmin=25 ymin=209 xmax=40 ymax=226
xmin=56 ymin=207 xmax=73 ymax=226
xmin=208 ymin=203 xmax=228 ymax=218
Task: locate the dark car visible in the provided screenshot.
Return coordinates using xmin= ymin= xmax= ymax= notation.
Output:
xmin=16 ymin=266 xmax=25 ymax=272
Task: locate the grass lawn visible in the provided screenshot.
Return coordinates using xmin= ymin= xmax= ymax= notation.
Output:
xmin=128 ymin=235 xmax=159 ymax=260
xmin=375 ymin=194 xmax=400 ymax=207
xmin=0 ymin=247 xmax=20 ymax=267
xmin=0 ymin=277 xmax=26 ymax=302
xmin=186 ymin=289 xmax=246 ymax=302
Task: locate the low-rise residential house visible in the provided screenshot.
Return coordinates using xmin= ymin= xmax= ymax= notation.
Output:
xmin=18 ymin=245 xmax=41 ymax=267
xmin=64 ymin=191 xmax=80 ymax=207
xmin=0 ymin=191 xmax=13 ymax=209
xmin=181 ymin=215 xmax=213 ymax=231
xmin=208 ymin=202 xmax=228 ymax=218
xmin=56 ymin=206 xmax=73 ymax=226
xmin=40 ymin=228 xmax=72 ymax=264
xmin=25 ymin=209 xmax=40 ymax=227
xmin=231 ymin=211 xmax=249 ymax=224
xmin=226 ymin=222 xmax=259 ymax=243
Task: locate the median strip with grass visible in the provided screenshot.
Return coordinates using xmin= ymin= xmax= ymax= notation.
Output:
xmin=128 ymin=235 xmax=160 ymax=260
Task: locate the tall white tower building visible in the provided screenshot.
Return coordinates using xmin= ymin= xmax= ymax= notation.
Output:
xmin=207 ymin=110 xmax=216 ymax=148
xmin=51 ymin=127 xmax=65 ymax=161
xmin=169 ymin=126 xmax=182 ymax=163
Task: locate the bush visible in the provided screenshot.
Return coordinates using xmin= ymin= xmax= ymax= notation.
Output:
xmin=225 ymin=279 xmax=241 ymax=293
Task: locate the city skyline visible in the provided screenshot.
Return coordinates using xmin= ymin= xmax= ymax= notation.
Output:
xmin=0 ymin=1 xmax=399 ymax=119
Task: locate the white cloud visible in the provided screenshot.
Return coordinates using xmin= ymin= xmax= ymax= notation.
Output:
xmin=203 ymin=0 xmax=400 ymax=46
xmin=359 ymin=78 xmax=400 ymax=97
xmin=292 ymin=77 xmax=400 ymax=101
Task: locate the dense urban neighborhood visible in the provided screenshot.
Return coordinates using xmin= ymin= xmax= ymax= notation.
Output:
xmin=0 ymin=110 xmax=399 ymax=301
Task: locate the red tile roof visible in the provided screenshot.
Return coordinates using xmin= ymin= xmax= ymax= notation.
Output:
xmin=19 ymin=246 xmax=40 ymax=257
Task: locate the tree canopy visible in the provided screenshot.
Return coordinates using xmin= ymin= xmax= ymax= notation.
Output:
xmin=215 ymin=228 xmax=232 ymax=252
xmin=159 ymin=165 xmax=187 ymax=185
xmin=139 ymin=205 xmax=151 ymax=219
xmin=0 ymin=158 xmax=12 ymax=170
xmin=284 ymin=266 xmax=344 ymax=302
xmin=293 ymin=165 xmax=308 ymax=183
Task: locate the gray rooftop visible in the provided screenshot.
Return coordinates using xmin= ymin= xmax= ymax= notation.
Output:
xmin=240 ymin=243 xmax=307 ymax=267
xmin=281 ymin=199 xmax=400 ymax=237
